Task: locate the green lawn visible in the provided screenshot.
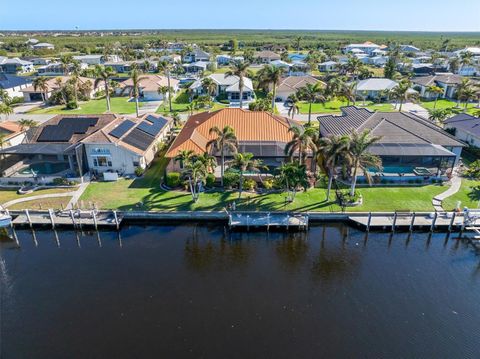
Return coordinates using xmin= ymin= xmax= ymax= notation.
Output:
xmin=8 ymin=196 xmax=72 ymax=210
xmin=298 ymin=100 xmax=395 ymax=114
xmin=442 ymin=179 xmax=480 ymax=211
xmin=80 ymin=155 xmax=445 ymax=212
xmin=28 ymin=97 xmax=143 ymax=115
xmin=156 ymin=90 xmax=228 ymax=115
xmin=420 ymin=99 xmax=478 ymax=114
xmin=0 ymin=187 xmax=73 ymax=205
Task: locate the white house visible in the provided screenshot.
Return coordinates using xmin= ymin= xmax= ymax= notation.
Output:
xmin=0 ymin=57 xmax=34 ymax=74
xmin=183 ymin=48 xmax=210 ymax=63
xmin=73 ymin=55 xmax=104 ymax=65
xmin=318 ymin=61 xmax=338 ymax=72
xmin=0 ymin=73 xmax=32 ymax=98
xmin=444 ymin=113 xmax=480 ymax=147
xmin=343 ymin=42 xmax=382 ymax=55
xmin=183 ymin=61 xmax=209 ymax=74
xmin=189 ymin=73 xmax=254 ymax=103
xmin=355 ymin=78 xmax=399 ymax=100
xmin=412 ymin=73 xmax=464 ymax=99
xmin=32 ymin=43 xmax=55 ymax=50
xmin=117 ymin=74 xmax=180 ymax=101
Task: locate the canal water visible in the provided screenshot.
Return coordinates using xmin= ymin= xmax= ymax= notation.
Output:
xmin=1 ymin=224 xmax=479 ymax=358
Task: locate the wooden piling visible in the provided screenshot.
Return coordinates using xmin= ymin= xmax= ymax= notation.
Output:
xmin=430 ymin=211 xmax=438 ymax=232
xmin=391 ymin=212 xmax=398 ymax=232
xmin=48 ymin=209 xmax=55 ymax=229
xmin=25 ymin=209 xmax=32 ymax=228
xmin=409 ymin=212 xmax=416 ymax=232
xmin=69 ymin=210 xmax=76 ymax=228
xmin=113 ymin=210 xmax=119 ymax=230
xmin=246 ymin=215 xmax=250 ymax=231
xmin=53 ymin=229 xmax=60 ymax=247
xmin=448 ymin=212 xmax=456 ymax=232
xmin=267 ymin=213 xmax=270 ymax=231
xmin=92 ymin=210 xmax=98 ymax=230
xmin=366 ymin=212 xmax=372 ymax=232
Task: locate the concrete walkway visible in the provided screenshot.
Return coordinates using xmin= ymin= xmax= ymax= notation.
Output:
xmin=2 ymin=181 xmax=90 ymax=210
xmin=432 ymin=174 xmax=462 ymax=211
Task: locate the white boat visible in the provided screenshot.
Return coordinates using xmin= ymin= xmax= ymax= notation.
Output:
xmin=0 ymin=213 xmax=12 ymax=228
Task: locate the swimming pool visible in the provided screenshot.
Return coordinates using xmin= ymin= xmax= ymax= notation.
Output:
xmin=19 ymin=162 xmax=70 ymax=175
xmin=368 ymin=166 xmax=414 ymax=174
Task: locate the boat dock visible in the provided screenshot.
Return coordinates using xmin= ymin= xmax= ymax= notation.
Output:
xmin=228 ymin=212 xmax=308 ymax=231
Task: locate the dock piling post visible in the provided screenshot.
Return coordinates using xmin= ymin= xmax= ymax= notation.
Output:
xmin=48 ymin=209 xmax=55 ymax=229
xmin=69 ymin=209 xmax=76 ymax=228
xmin=392 ymin=212 xmax=398 ymax=232
xmin=366 ymin=212 xmax=372 ymax=232
xmin=430 ymin=211 xmax=438 ymax=232
xmin=113 ymin=210 xmax=119 ymax=230
xmin=246 ymin=214 xmax=250 ymax=231
xmin=25 ymin=209 xmax=32 ymax=228
xmin=448 ymin=212 xmax=456 ymax=232
xmin=92 ymin=210 xmax=98 ymax=230
xmin=409 ymin=212 xmax=416 ymax=232
xmin=267 ymin=213 xmax=270 ymax=231
xmin=287 ymin=214 xmax=290 ymax=231
xmin=5 ymin=209 xmax=13 ymax=229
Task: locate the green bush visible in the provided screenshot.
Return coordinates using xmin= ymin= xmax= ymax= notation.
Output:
xmin=206 ymin=173 xmax=216 ymax=187
xmin=66 ymin=100 xmax=78 ymax=109
xmin=223 ymin=170 xmax=240 ymax=189
xmin=243 ymin=178 xmax=257 ymax=191
xmin=53 ymin=178 xmax=77 ymax=186
xmin=415 ymin=178 xmax=422 ymax=184
xmin=263 ymin=178 xmax=274 ymax=190
xmin=166 ymin=172 xmax=181 ymax=187
xmin=134 ymin=166 xmax=145 ymax=177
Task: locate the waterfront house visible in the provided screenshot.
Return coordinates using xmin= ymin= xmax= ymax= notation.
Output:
xmin=183 ymin=48 xmax=210 ymax=63
xmin=0 ymin=73 xmax=32 ymax=98
xmin=0 ymin=113 xmax=172 ymax=181
xmin=165 ymin=108 xmax=299 ymax=172
xmin=355 ymin=78 xmax=400 ymax=100
xmin=274 ymin=75 xmax=325 ymax=102
xmin=189 ymin=73 xmax=254 ymax=104
xmin=412 ymin=73 xmax=464 ymax=99
xmin=73 ymin=55 xmax=104 ymax=65
xmin=444 ymin=113 xmax=480 ymax=147
xmin=318 ymin=61 xmax=338 ymax=72
xmin=254 ymin=50 xmax=281 ymax=64
xmin=183 ymin=61 xmax=209 ymax=74
xmin=32 ymin=43 xmax=55 ymax=50
xmin=343 ymin=42 xmax=382 ymax=56
xmin=319 ymin=106 xmax=464 ymax=180
xmin=116 ymin=74 xmax=180 ymax=101
xmin=0 ymin=57 xmax=34 ymax=74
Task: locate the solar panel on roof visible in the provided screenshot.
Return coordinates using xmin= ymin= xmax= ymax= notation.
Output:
xmin=37 ymin=117 xmax=99 ymax=142
xmin=109 ymin=120 xmax=135 ymax=139
xmin=137 ymin=116 xmax=168 ymax=137
xmin=122 ymin=128 xmax=155 ymax=151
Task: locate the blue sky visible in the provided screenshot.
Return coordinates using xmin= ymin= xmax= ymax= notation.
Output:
xmin=2 ymin=0 xmax=480 ymax=31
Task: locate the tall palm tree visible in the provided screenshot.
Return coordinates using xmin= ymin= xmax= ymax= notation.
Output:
xmin=174 ymin=149 xmax=195 ymax=169
xmin=346 ymin=130 xmax=382 ymax=196
xmin=457 ymin=79 xmax=476 ymax=110
xmin=428 ymin=85 xmax=444 ymax=109
xmin=284 ymin=126 xmax=317 ymax=165
xmin=428 ymin=108 xmax=450 ymax=125
xmin=129 ymin=68 xmax=147 ymax=117
xmin=157 ymin=85 xmax=172 ymax=110
xmin=460 ymin=52 xmax=473 ymax=72
xmin=343 ymin=55 xmax=363 ymax=81
xmin=32 ymin=76 xmax=49 ymax=102
xmin=448 ymin=57 xmax=460 ymax=74
xmin=202 ymin=77 xmax=217 ymax=99
xmin=60 ymin=54 xmax=73 ymax=75
xmin=341 ymin=82 xmax=357 ymax=106
xmin=94 ymin=65 xmax=117 ymax=112
xmin=257 ymin=64 xmax=285 ymax=112
xmin=294 ymin=36 xmax=302 ymax=52
xmin=276 ymin=161 xmax=309 ymax=201
xmin=287 ymin=95 xmax=300 ymax=119
xmin=183 ymin=159 xmax=208 ymax=202
xmin=158 ymin=60 xmax=174 ymax=112
xmin=207 ymin=125 xmax=238 ymax=187
xmin=227 ymin=152 xmax=265 ymax=199
xmin=297 ymin=82 xmax=326 ymax=125
xmin=18 ymin=119 xmax=38 ymax=131
xmin=171 ymin=112 xmax=181 ymax=127
xmin=0 ymin=103 xmax=13 ymax=119
xmin=391 ymin=79 xmax=416 ymax=111
xmin=326 ymin=75 xmax=345 ymax=99
xmin=196 ymin=152 xmax=217 ymax=173
xmin=316 ymin=134 xmax=350 ymax=201
xmin=225 ymin=60 xmax=250 ymax=109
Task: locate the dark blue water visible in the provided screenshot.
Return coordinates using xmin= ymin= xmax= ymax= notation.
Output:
xmin=1 ymin=224 xmax=479 ymax=358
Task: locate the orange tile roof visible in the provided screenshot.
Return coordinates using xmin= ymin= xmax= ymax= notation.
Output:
xmin=166 ymin=108 xmax=297 ymax=158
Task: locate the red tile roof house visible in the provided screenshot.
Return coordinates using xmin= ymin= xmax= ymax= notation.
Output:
xmin=165 ymin=108 xmax=301 ymax=174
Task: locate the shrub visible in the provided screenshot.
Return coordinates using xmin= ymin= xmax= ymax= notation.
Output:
xmin=408 ymin=179 xmax=415 ymax=184
xmin=134 ymin=166 xmax=144 ymax=177
xmin=166 ymin=172 xmax=181 ymax=187
xmin=223 ymin=170 xmax=240 ymax=189
xmin=66 ymin=100 xmax=78 ymax=109
xmin=415 ymin=178 xmax=422 ymax=184
xmin=243 ymin=178 xmax=257 ymax=191
xmin=263 ymin=178 xmax=274 ymax=190
xmin=206 ymin=173 xmax=216 ymax=188
xmin=53 ymin=178 xmax=76 ymax=186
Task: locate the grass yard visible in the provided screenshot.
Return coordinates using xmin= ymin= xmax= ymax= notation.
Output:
xmin=442 ymin=179 xmax=480 ymax=211
xmin=298 ymin=99 xmax=395 ymax=114
xmin=80 ymin=155 xmax=445 ymax=212
xmin=419 ymin=99 xmax=478 ymax=114
xmin=28 ymin=97 xmax=143 ymax=115
xmin=0 ymin=187 xmax=73 ymax=205
xmin=8 ymin=196 xmax=72 ymax=210
xmin=156 ymin=90 xmax=228 ymax=115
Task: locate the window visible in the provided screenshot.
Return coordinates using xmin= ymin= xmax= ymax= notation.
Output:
xmin=93 ymin=156 xmax=112 ymax=167
xmin=133 ymin=161 xmax=140 ymax=167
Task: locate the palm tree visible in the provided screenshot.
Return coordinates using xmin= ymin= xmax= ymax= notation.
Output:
xmin=285 ymin=126 xmax=317 ymax=165
xmin=428 ymin=85 xmax=444 ymax=109
xmin=60 ymin=54 xmax=73 ymax=75
xmin=225 ymin=60 xmax=250 ymax=109
xmin=32 ymin=76 xmax=49 ymax=103
xmin=316 ymin=134 xmax=350 ymax=201
xmin=158 ymin=60 xmax=174 ymax=112
xmin=207 ymin=125 xmax=238 ymax=187
xmin=201 ymin=77 xmax=217 ymax=100
xmin=276 ymin=161 xmax=309 ymax=201
xmin=457 ymin=79 xmax=476 ymax=110
xmin=18 ymin=119 xmax=38 ymax=131
xmin=428 ymin=108 xmax=450 ymax=125
xmin=0 ymin=103 xmax=13 ymax=119
xmin=326 ymin=75 xmax=345 ymax=99
xmin=460 ymin=52 xmax=473 ymax=72
xmin=174 ymin=149 xmax=195 ymax=169
xmin=157 ymin=85 xmax=172 ymax=110
xmin=129 ymin=68 xmax=147 ymax=117
xmin=343 ymin=55 xmax=363 ymax=81
xmin=287 ymin=95 xmax=300 ymax=119
xmin=227 ymin=153 xmax=265 ymax=199
xmin=294 ymin=36 xmax=302 ymax=52
xmin=171 ymin=112 xmax=181 ymax=127
xmin=257 ymin=64 xmax=285 ymax=112
xmin=297 ymin=82 xmax=326 ymax=125
xmin=341 ymin=82 xmax=357 ymax=106
xmin=391 ymin=79 xmax=416 ymax=111
xmin=94 ymin=65 xmax=117 ymax=112
xmin=449 ymin=57 xmax=460 ymax=74
xmin=346 ymin=130 xmax=382 ymax=196
xmin=183 ymin=159 xmax=208 ymax=202
xmin=196 ymin=152 xmax=217 ymax=173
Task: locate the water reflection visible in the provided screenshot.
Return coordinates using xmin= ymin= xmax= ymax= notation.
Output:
xmin=274 ymin=232 xmax=309 ymax=272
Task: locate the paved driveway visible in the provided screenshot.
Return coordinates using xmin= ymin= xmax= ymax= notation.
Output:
xmin=395 ymin=102 xmax=429 ymax=119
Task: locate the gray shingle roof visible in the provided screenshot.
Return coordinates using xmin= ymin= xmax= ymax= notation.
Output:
xmin=444 ymin=113 xmax=480 ymax=138
xmin=0 ymin=73 xmax=32 ymax=89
